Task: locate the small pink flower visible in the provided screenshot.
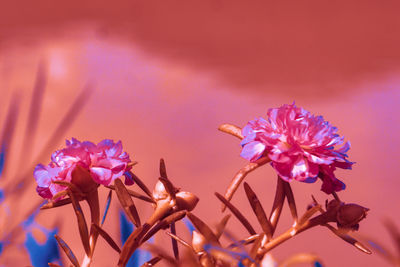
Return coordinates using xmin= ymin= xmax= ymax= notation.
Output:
xmin=240 ymin=103 xmax=353 ymax=194
xmin=34 ymin=138 xmax=133 ymax=199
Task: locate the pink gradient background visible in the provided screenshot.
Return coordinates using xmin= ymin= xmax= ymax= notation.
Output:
xmin=1 ymin=1 xmax=400 ymax=266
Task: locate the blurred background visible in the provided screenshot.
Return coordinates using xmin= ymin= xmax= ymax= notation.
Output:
xmin=1 ymin=1 xmax=400 ymax=266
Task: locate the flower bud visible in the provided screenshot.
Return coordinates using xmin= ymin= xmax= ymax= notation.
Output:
xmin=326 ymin=199 xmax=341 ymax=211
xmin=192 ymin=231 xmax=207 ymax=253
xmin=337 ymin=203 xmax=369 ymax=230
xmin=176 ymin=191 xmax=199 ymax=211
xmin=152 ymin=180 xmax=169 ymax=201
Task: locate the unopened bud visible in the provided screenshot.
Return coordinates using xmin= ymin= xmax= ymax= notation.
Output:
xmin=152 ymin=180 xmax=169 ymax=201
xmin=326 ymin=199 xmax=341 ymax=211
xmin=192 ymin=231 xmax=206 ymax=252
xmin=176 ymin=191 xmax=199 ymax=211
xmin=337 ymin=203 xmax=369 ymax=230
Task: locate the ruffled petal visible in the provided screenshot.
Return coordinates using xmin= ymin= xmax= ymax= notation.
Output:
xmin=240 ymin=141 xmax=266 ymax=162
xmin=303 ymin=151 xmax=334 ymax=165
xmin=111 ymin=163 xmax=126 ymax=174
xmin=333 ymin=159 xmax=354 ymax=170
xmin=48 ymin=182 xmax=67 ymax=197
xmin=271 ymin=161 xmax=293 ymax=182
xmin=336 ymin=141 xmax=350 ymax=154
xmin=240 ymin=132 xmax=256 ymax=146
xmin=321 ymin=176 xmax=346 ymax=194
xmin=36 ymin=186 xmax=53 ymax=199
xmin=90 ymin=167 xmax=113 ymax=185
xmin=33 ymin=164 xmax=53 ymax=187
xmin=290 ymin=157 xmax=319 ymax=182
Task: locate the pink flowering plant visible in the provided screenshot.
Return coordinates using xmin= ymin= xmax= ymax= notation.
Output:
xmin=30 ymin=103 xmax=371 ymax=267
xmin=34 ymin=138 xmax=133 ymax=200
xmin=33 ymin=138 xmax=137 ymax=267
xmin=239 ymin=103 xmax=352 ymax=194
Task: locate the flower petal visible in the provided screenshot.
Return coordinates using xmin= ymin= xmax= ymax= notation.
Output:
xmin=240 ymin=141 xmax=266 ymax=162
xmin=36 ymin=186 xmax=53 ymax=199
xmin=290 ymin=157 xmax=319 ymax=182
xmin=90 ymin=167 xmax=113 ymax=185
xmin=33 ymin=164 xmax=53 ymax=187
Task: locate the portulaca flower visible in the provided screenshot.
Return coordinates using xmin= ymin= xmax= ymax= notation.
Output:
xmin=240 ymin=103 xmax=353 ymax=193
xmin=34 ymin=138 xmax=132 ymax=199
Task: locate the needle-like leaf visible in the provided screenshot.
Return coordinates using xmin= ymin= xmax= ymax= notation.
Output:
xmin=36 ymin=85 xmax=93 ymax=165
xmin=8 ymin=84 xmax=92 ymax=195
xmin=269 ymin=176 xmax=285 ymax=235
xmin=106 ymin=185 xmax=154 ymax=204
xmin=383 ymin=219 xmax=400 ymax=256
xmin=170 ymin=222 xmax=179 ymax=260
xmin=91 ymin=223 xmax=121 ymax=253
xmin=325 ymin=224 xmax=371 ymax=254
xmin=101 ymin=189 xmax=113 ymax=226
xmin=114 ymin=178 xmax=141 ymax=227
xmin=283 ymin=181 xmax=298 ymax=223
xmin=215 ymin=192 xmax=256 ymax=236
xmin=124 ymin=171 xmax=153 ymax=199
xmin=0 ymin=92 xmax=20 ymax=177
xmin=41 ymin=198 xmax=72 ymax=210
xmin=187 ymin=212 xmax=220 ymax=245
xmin=118 ymin=224 xmax=149 ymax=267
xmin=142 ymin=211 xmax=187 ymax=243
xmin=215 ymin=214 xmax=231 ymax=239
xmin=54 ymin=234 xmax=80 ymax=267
xmin=244 ymin=182 xmax=272 ymax=239
xmin=21 ymin=60 xmax=47 ymax=163
xmin=68 ymin=191 xmax=91 ymax=256
xmin=159 ymin=158 xmax=169 ymax=179
xmin=363 ymin=237 xmax=396 ymax=263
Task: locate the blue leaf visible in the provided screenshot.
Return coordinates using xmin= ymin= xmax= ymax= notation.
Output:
xmin=101 ymin=190 xmax=112 ymax=225
xmin=0 ymin=189 xmax=4 ymax=204
xmin=25 ymin=228 xmax=61 ymax=267
xmin=183 ymin=218 xmax=195 ymax=233
xmin=22 ymin=209 xmax=40 ymax=231
xmin=0 ymin=146 xmax=5 ymax=177
xmin=119 ymin=211 xmax=153 ymax=267
xmin=314 ymin=261 xmax=323 ymax=267
xmin=22 ymin=201 xmax=46 ymax=231
xmin=119 ymin=211 xmax=134 ymax=244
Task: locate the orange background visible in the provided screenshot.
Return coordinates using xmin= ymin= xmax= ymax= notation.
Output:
xmin=1 ymin=1 xmax=399 ymax=266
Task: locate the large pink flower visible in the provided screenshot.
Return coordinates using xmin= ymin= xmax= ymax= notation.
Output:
xmin=240 ymin=103 xmax=353 ymax=193
xmin=34 ymin=138 xmax=133 ymax=199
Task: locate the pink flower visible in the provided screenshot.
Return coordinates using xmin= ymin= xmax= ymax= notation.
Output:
xmin=34 ymin=138 xmax=133 ymax=199
xmin=240 ymin=103 xmax=353 ymax=194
